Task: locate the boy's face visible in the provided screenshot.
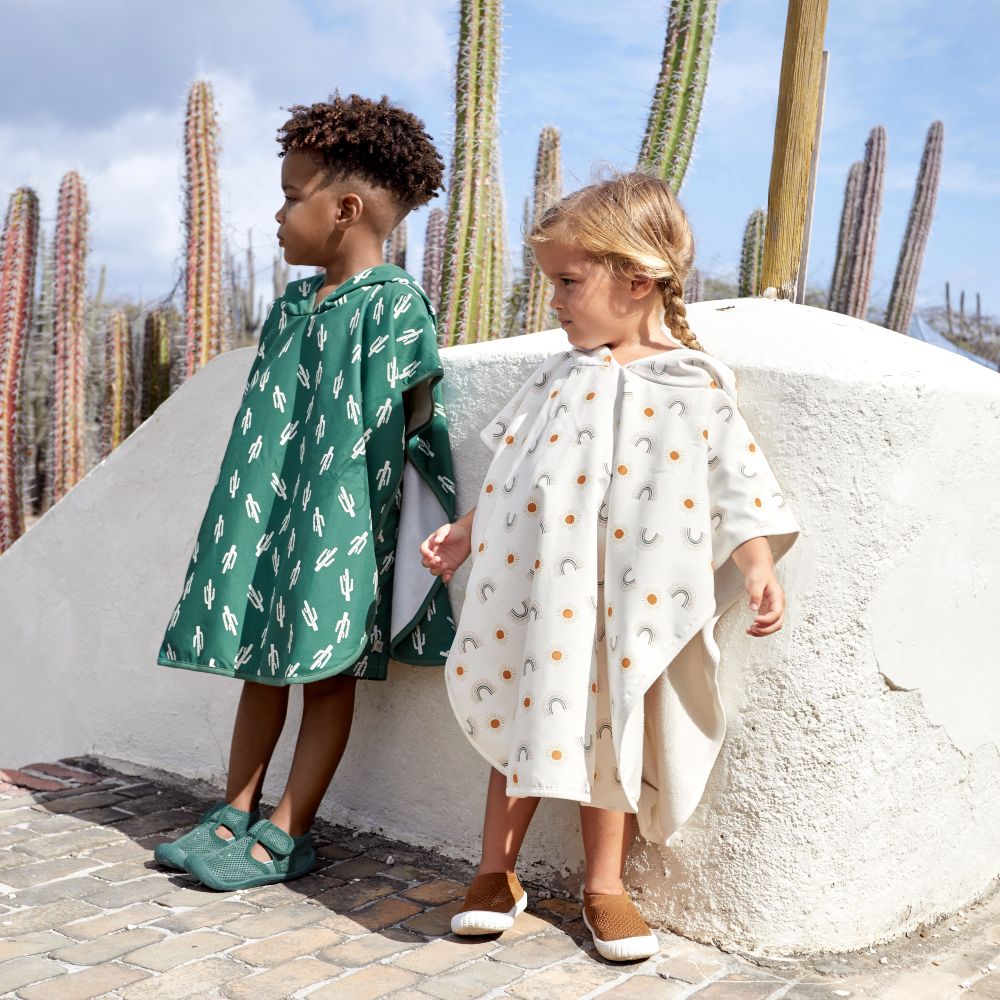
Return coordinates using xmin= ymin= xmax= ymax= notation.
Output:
xmin=275 ymin=150 xmax=353 ymax=266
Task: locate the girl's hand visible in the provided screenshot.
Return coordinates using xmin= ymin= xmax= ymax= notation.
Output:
xmin=743 ymin=565 xmax=787 ymax=636
xmin=420 ymin=520 xmax=472 ymax=584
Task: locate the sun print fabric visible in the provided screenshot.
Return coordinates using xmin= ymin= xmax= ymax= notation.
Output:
xmin=445 ymin=343 xmax=800 ymax=845
xmin=157 ymin=264 xmax=456 ymax=685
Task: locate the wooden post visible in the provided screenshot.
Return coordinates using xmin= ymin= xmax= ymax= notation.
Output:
xmin=795 ymin=49 xmax=829 ymax=304
xmin=760 ymin=0 xmax=829 ymax=299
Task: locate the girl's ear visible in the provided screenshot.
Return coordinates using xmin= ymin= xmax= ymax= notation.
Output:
xmin=629 ymin=273 xmax=657 ymax=298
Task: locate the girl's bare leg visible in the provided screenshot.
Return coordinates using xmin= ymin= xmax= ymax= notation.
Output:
xmin=219 ymin=680 xmax=291 ymax=837
xmin=252 ymin=673 xmax=358 ymax=860
xmin=477 ymin=767 xmax=541 ymax=874
xmin=579 ymin=805 xmax=632 ymax=894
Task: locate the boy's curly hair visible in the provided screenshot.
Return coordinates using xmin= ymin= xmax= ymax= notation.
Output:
xmin=276 ymin=93 xmax=445 ymax=211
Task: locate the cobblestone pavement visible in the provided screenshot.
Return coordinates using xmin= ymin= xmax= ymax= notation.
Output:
xmin=0 ymin=760 xmax=998 ymax=1000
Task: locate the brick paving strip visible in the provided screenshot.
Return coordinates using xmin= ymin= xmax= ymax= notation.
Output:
xmin=0 ymin=760 xmax=997 ymax=999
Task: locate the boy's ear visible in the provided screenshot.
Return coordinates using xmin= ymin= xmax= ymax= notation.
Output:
xmin=336 ymin=192 xmax=364 ymax=228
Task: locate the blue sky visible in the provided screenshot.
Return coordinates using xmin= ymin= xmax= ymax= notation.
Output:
xmin=2 ymin=0 xmax=997 ymax=317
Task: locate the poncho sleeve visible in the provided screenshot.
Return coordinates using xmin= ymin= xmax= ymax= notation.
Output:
xmin=706 ymin=379 xmax=800 ymax=576
xmin=478 ymin=354 xmax=561 ymax=453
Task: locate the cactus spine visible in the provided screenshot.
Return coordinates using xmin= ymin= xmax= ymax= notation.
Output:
xmin=384 ymin=221 xmax=407 ymax=270
xmin=101 ymin=310 xmax=134 ymax=455
xmin=524 ymin=126 xmax=562 ymax=333
xmin=828 ymin=161 xmax=863 ymax=312
xmin=885 ymin=121 xmax=943 ymax=333
xmin=421 ymin=207 xmax=446 ymax=313
xmin=438 ymin=0 xmax=506 ymax=346
xmin=738 ymin=209 xmax=767 ymax=297
xmin=183 ymin=80 xmax=224 ymax=376
xmin=51 ymin=171 xmax=89 ymax=502
xmin=139 ymin=308 xmax=175 ymax=422
xmin=638 ymin=0 xmax=718 ymax=192
xmin=0 ymin=188 xmax=39 ymax=550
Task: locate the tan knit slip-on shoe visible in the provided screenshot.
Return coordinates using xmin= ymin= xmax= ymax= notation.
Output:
xmin=582 ymin=891 xmax=659 ymax=961
xmin=451 ymin=872 xmax=528 ymax=935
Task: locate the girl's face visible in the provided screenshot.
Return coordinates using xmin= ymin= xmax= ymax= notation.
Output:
xmin=532 ymin=239 xmax=656 ymax=350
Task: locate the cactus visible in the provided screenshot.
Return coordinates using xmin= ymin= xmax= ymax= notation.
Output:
xmin=421 ymin=207 xmax=446 ymax=313
xmin=738 ymin=209 xmax=766 ymax=297
xmin=384 ymin=220 xmax=407 ymax=269
xmin=524 ymin=126 xmax=562 ymax=334
xmin=684 ymin=266 xmax=704 ymax=303
xmin=139 ymin=308 xmax=175 ymax=422
xmin=231 ymin=229 xmax=262 ymax=346
xmin=885 ymin=122 xmax=943 ymax=334
xmin=183 ymin=80 xmax=224 ymax=377
xmin=828 ymin=161 xmax=863 ymax=312
xmin=23 ymin=232 xmax=53 ymax=516
xmin=438 ymin=0 xmax=507 ymax=346
xmin=272 ymin=249 xmax=289 ymax=300
xmin=0 ymin=187 xmax=39 ymax=550
xmin=829 ymin=126 xmax=886 ymax=318
xmin=51 ymin=171 xmax=89 ymax=503
xmin=100 ymin=310 xmax=135 ymax=456
xmin=637 ymin=0 xmax=718 ymax=193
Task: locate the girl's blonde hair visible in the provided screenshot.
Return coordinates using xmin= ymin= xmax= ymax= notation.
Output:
xmin=526 ymin=171 xmax=704 ymax=352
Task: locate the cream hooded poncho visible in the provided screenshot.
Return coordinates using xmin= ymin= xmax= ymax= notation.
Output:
xmin=445 ymin=342 xmax=800 ymax=846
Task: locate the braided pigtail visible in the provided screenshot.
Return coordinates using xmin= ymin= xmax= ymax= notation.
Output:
xmin=661 ymin=273 xmax=704 ymax=352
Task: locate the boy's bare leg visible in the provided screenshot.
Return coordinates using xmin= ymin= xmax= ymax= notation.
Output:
xmin=579 ymin=805 xmax=632 ymax=894
xmin=252 ymin=673 xmax=358 ymax=861
xmin=477 ymin=767 xmax=540 ymax=874
xmin=218 ymin=680 xmax=291 ymax=838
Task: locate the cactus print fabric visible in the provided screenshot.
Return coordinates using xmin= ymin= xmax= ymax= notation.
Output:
xmin=158 ymin=264 xmax=456 ymax=685
xmin=446 ymin=343 xmax=800 ymax=845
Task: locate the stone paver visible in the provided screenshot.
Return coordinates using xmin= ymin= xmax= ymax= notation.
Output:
xmin=222 ymin=957 xmax=343 ymax=999
xmin=19 ymin=963 xmax=152 ymax=1000
xmin=0 ymin=759 xmax=998 ymax=1000
xmin=309 ymin=964 xmax=421 ymax=1000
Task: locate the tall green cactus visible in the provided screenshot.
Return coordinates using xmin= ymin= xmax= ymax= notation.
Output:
xmin=438 ymin=0 xmax=506 ymax=346
xmin=828 ymin=161 xmax=863 ymax=312
xmin=684 ymin=266 xmax=704 ymax=303
xmin=0 ymin=188 xmax=39 ymax=551
xmin=738 ymin=209 xmax=766 ymax=297
xmin=101 ymin=310 xmax=135 ymax=455
xmin=24 ymin=233 xmax=53 ymax=516
xmin=421 ymin=207 xmax=446 ymax=312
xmin=51 ymin=171 xmax=89 ymax=503
xmin=140 ymin=308 xmax=175 ymax=422
xmin=384 ymin=220 xmax=407 ymax=269
xmin=184 ymin=80 xmax=224 ymax=376
xmin=524 ymin=126 xmax=562 ymax=334
xmin=637 ymin=0 xmax=718 ymax=193
xmin=829 ymin=127 xmax=886 ymax=318
xmin=885 ymin=121 xmax=944 ymax=334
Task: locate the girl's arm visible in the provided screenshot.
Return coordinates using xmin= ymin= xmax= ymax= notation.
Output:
xmin=420 ymin=507 xmax=477 ymax=583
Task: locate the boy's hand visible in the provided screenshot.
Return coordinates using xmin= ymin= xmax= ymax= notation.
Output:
xmin=743 ymin=565 xmax=786 ymax=636
xmin=420 ymin=520 xmax=472 ymax=584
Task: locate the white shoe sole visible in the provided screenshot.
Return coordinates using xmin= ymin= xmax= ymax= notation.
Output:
xmin=582 ymin=908 xmax=659 ymax=961
xmin=451 ymin=892 xmax=528 ymax=935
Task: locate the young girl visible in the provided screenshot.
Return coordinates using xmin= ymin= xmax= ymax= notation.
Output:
xmin=420 ymin=172 xmax=800 ymax=960
xmin=153 ymin=94 xmax=457 ymax=890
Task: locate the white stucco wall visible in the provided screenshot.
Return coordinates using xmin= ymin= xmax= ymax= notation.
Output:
xmin=2 ymin=298 xmax=999 ymax=956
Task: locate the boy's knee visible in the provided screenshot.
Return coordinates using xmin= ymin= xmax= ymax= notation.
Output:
xmin=305 ymin=674 xmax=357 ymax=698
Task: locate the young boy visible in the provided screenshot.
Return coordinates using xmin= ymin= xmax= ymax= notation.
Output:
xmin=153 ymin=93 xmax=457 ymax=890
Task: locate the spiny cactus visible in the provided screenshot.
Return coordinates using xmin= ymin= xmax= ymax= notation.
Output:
xmin=0 ymin=187 xmax=39 ymax=551
xmin=684 ymin=266 xmax=704 ymax=303
xmin=524 ymin=126 xmax=562 ymax=334
xmin=885 ymin=121 xmax=943 ymax=334
xmin=101 ymin=310 xmax=135 ymax=456
xmin=637 ymin=0 xmax=718 ymax=193
xmin=140 ymin=308 xmax=175 ymax=422
xmin=830 ymin=126 xmax=886 ymax=318
xmin=421 ymin=207 xmax=446 ymax=313
xmin=828 ymin=161 xmax=863 ymax=312
xmin=384 ymin=220 xmax=407 ymax=269
xmin=23 ymin=232 xmax=53 ymax=516
xmin=183 ymin=80 xmax=224 ymax=376
xmin=738 ymin=209 xmax=766 ymax=297
xmin=51 ymin=171 xmax=90 ymax=503
xmin=438 ymin=0 xmax=507 ymax=346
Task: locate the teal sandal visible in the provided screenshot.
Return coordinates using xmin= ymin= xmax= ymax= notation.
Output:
xmin=153 ymin=801 xmax=260 ymax=872
xmin=184 ymin=818 xmax=316 ymax=890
